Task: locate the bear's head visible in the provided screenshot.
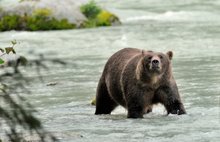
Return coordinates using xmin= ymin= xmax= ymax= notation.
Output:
xmin=144 ymin=51 xmax=173 ymax=75
xmin=136 ymin=50 xmax=173 ymax=82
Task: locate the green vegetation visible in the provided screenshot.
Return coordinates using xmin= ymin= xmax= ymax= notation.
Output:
xmin=0 ymin=40 xmax=17 ymax=65
xmin=0 ymin=15 xmax=21 ymax=31
xmin=91 ymin=97 xmax=96 ymax=106
xmin=80 ymin=0 xmax=101 ymax=19
xmin=0 ymin=41 xmax=58 ymax=141
xmin=0 ymin=7 xmax=3 ymax=14
xmin=0 ymin=8 xmax=76 ymax=31
xmin=97 ymin=10 xmax=120 ymax=26
xmin=80 ymin=1 xmax=120 ymax=28
xmin=26 ymin=8 xmax=76 ymax=31
xmin=0 ymin=1 xmax=120 ymax=31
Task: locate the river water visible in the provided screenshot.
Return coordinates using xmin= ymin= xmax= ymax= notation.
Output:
xmin=0 ymin=0 xmax=220 ymax=142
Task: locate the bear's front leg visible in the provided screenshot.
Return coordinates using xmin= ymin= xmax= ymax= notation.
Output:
xmin=154 ymin=86 xmax=186 ymax=115
xmin=126 ymin=95 xmax=145 ymax=118
xmin=166 ymin=99 xmax=186 ymax=115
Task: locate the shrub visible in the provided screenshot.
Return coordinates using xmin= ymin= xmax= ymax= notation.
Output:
xmin=0 ymin=15 xmax=21 ymax=31
xmin=0 ymin=1 xmax=120 ymax=31
xmin=80 ymin=0 xmax=101 ymax=19
xmin=26 ymin=15 xmax=51 ymax=31
xmin=96 ymin=10 xmax=120 ymax=26
xmin=27 ymin=8 xmax=54 ymax=31
xmin=26 ymin=16 xmax=75 ymax=31
xmin=32 ymin=8 xmax=52 ymax=17
xmin=0 ymin=8 xmax=76 ymax=31
xmin=55 ymin=18 xmax=76 ymax=30
xmin=81 ymin=10 xmax=121 ymax=28
xmin=80 ymin=1 xmax=120 ymax=28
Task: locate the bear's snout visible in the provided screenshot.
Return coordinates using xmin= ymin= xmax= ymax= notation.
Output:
xmin=150 ymin=56 xmax=161 ymax=71
xmin=152 ymin=59 xmax=159 ymax=66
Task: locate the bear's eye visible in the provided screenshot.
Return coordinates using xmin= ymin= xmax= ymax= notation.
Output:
xmin=148 ymin=56 xmax=152 ymax=60
xmin=159 ymin=55 xmax=163 ymax=59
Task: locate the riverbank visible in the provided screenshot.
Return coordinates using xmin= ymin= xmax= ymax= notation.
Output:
xmin=0 ymin=0 xmax=121 ymax=31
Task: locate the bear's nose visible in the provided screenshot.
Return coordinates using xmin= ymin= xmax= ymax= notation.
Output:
xmin=152 ymin=59 xmax=159 ymax=65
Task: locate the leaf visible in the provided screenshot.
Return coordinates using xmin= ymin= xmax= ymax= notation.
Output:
xmin=0 ymin=48 xmax=4 ymax=53
xmin=0 ymin=58 xmax=5 ymax=64
xmin=11 ymin=40 xmax=17 ymax=46
xmin=91 ymin=98 xmax=96 ymax=105
xmin=5 ymin=47 xmax=16 ymax=54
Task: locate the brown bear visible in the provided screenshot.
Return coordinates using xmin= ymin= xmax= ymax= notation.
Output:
xmin=95 ymin=48 xmax=186 ymax=118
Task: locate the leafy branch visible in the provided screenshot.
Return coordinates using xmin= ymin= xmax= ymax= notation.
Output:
xmin=0 ymin=40 xmax=17 ymax=64
xmin=0 ymin=41 xmax=62 ymax=142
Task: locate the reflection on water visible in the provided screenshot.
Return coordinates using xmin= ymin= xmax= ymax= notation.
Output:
xmin=0 ymin=0 xmax=220 ymax=141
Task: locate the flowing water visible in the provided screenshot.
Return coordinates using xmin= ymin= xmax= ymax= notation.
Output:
xmin=0 ymin=0 xmax=220 ymax=141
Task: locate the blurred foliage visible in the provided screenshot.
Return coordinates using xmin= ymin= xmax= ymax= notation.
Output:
xmin=81 ymin=10 xmax=120 ymax=28
xmin=97 ymin=10 xmax=120 ymax=26
xmin=0 ymin=8 xmax=76 ymax=31
xmin=0 ymin=1 xmax=120 ymax=31
xmin=32 ymin=8 xmax=52 ymax=17
xmin=0 ymin=15 xmax=21 ymax=31
xmin=19 ymin=0 xmax=40 ymax=3
xmin=0 ymin=41 xmax=60 ymax=142
xmin=0 ymin=58 xmax=4 ymax=64
xmin=0 ymin=40 xmax=17 ymax=65
xmin=91 ymin=97 xmax=96 ymax=106
xmin=0 ymin=7 xmax=3 ymax=14
xmin=26 ymin=9 xmax=76 ymax=31
xmin=80 ymin=0 xmax=101 ymax=19
xmin=80 ymin=1 xmax=121 ymax=28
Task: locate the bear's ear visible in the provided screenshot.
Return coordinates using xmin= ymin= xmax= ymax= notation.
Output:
xmin=166 ymin=51 xmax=173 ymax=60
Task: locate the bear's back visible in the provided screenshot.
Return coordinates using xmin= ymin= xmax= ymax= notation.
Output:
xmin=104 ymin=48 xmax=141 ymax=74
xmin=104 ymin=48 xmax=141 ymax=77
xmin=102 ymin=48 xmax=142 ymax=106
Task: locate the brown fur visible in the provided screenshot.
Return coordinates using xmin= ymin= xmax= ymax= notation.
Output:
xmin=95 ymin=48 xmax=186 ymax=118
